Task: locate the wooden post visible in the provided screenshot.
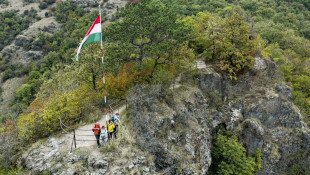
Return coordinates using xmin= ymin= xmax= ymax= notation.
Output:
xmin=74 ymin=129 xmax=77 ymax=148
xmin=70 ymin=137 xmax=74 ymax=153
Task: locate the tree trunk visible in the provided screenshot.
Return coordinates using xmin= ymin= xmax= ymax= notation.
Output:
xmin=148 ymin=57 xmax=160 ymax=81
xmin=91 ymin=67 xmax=97 ymax=91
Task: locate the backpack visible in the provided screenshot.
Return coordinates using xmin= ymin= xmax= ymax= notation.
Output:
xmin=111 ymin=115 xmax=116 ymax=122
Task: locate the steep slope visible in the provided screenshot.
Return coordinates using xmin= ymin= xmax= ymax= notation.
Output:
xmin=126 ymin=57 xmax=310 ymax=174
xmin=21 ymin=58 xmax=310 ymax=174
xmin=0 ymin=0 xmax=127 ymax=119
xmin=0 ymin=0 xmax=59 ymax=119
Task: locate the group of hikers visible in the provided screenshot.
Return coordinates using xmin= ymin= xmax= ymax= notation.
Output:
xmin=92 ymin=112 xmax=120 ymax=147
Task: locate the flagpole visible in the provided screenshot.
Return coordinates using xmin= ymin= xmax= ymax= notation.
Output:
xmin=99 ymin=4 xmax=107 ymax=104
xmin=99 ymin=4 xmax=103 ymax=50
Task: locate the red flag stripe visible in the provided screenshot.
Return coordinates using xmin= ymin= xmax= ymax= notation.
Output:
xmin=85 ymin=16 xmax=101 ymax=37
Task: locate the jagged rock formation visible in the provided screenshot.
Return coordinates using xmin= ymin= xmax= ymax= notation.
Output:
xmin=21 ymin=58 xmax=310 ymax=174
xmin=126 ymin=57 xmax=310 ymax=174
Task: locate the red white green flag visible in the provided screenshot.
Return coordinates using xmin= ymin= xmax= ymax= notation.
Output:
xmin=76 ymin=15 xmax=102 ymax=61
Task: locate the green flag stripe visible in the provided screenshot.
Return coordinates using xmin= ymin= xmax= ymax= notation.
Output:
xmin=82 ymin=32 xmax=102 ymax=47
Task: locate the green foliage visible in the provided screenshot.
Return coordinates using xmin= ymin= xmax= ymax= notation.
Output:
xmin=14 ymin=70 xmax=43 ymax=108
xmin=209 ymin=129 xmax=261 ymax=175
xmin=184 ymin=10 xmax=256 ymax=79
xmin=2 ymin=63 xmax=30 ymax=82
xmin=23 ymin=0 xmax=36 ymax=4
xmin=15 ymin=84 xmax=34 ymax=106
xmin=77 ymin=45 xmax=104 ymax=91
xmin=17 ymin=84 xmax=100 ymax=142
xmin=175 ymin=0 xmax=309 ymax=122
xmin=39 ymin=2 xmax=48 ymax=9
xmin=0 ymin=0 xmax=8 ymax=5
xmin=254 ymin=149 xmax=262 ymax=171
xmin=13 ymin=1 xmax=98 ymax=108
xmin=287 ymin=151 xmax=310 ymax=175
xmin=0 ymin=9 xmax=38 ymax=50
xmin=39 ymin=0 xmax=56 ymax=9
xmin=16 ymin=62 xmax=103 ymax=142
xmin=105 ymin=0 xmax=190 ymax=72
xmin=54 ymin=1 xmax=85 ymax=23
xmin=0 ymin=168 xmax=25 ymax=175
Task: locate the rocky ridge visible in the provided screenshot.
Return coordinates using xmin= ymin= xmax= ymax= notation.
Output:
xmin=21 ymin=57 xmax=310 ymax=174
xmin=125 ymin=57 xmax=310 ymax=174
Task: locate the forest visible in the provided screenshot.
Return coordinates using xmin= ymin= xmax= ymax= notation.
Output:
xmin=0 ymin=0 xmax=309 ymax=174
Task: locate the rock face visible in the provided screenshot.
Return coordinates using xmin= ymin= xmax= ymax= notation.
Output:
xmin=126 ymin=58 xmax=310 ymax=174
xmin=20 ymin=58 xmax=309 ymax=174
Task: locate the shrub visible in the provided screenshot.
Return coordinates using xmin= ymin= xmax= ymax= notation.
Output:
xmin=184 ymin=11 xmax=256 ymax=80
xmin=0 ymin=0 xmax=8 ymax=5
xmin=209 ymin=129 xmax=261 ymax=175
xmin=105 ymin=63 xmax=143 ymax=99
xmin=2 ymin=69 xmax=14 ymax=82
xmin=0 ymin=10 xmax=38 ymax=50
xmin=15 ymin=84 xmax=34 ymax=106
xmin=17 ymin=85 xmax=101 ymax=142
xmin=23 ymin=0 xmax=36 ymax=4
xmin=39 ymin=2 xmax=48 ymax=9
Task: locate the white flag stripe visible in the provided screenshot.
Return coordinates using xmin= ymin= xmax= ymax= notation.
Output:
xmin=87 ymin=23 xmax=102 ymax=36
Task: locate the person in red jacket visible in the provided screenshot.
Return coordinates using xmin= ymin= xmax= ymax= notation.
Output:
xmin=92 ymin=122 xmax=101 ymax=147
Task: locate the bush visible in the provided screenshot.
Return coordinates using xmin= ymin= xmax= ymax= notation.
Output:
xmin=39 ymin=2 xmax=48 ymax=9
xmin=15 ymin=84 xmax=34 ymax=106
xmin=184 ymin=11 xmax=256 ymax=79
xmin=2 ymin=69 xmax=14 ymax=82
xmin=209 ymin=128 xmax=261 ymax=175
xmin=0 ymin=10 xmax=38 ymax=50
xmin=0 ymin=0 xmax=8 ymax=5
xmin=23 ymin=0 xmax=36 ymax=4
xmin=17 ymin=85 xmax=101 ymax=142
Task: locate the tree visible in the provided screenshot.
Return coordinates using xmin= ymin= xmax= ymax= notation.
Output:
xmin=185 ymin=11 xmax=256 ymax=79
xmin=78 ymin=44 xmax=104 ymax=91
xmin=210 ymin=130 xmax=260 ymax=175
xmin=104 ymin=0 xmax=190 ymax=72
xmin=214 ymin=12 xmax=256 ymax=79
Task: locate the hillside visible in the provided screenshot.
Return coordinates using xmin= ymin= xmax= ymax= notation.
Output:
xmin=19 ymin=58 xmax=310 ymax=174
xmin=0 ymin=0 xmax=309 ymax=174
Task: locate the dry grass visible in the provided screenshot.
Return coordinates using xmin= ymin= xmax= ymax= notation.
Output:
xmin=100 ymin=123 xmax=135 ymax=154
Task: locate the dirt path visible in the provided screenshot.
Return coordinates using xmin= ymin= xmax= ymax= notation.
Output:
xmin=57 ymin=105 xmax=127 ymax=151
xmin=196 ymin=60 xmax=207 ymax=69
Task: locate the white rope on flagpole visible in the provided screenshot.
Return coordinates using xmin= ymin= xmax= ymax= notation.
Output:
xmin=99 ymin=4 xmax=107 ymax=104
xmin=99 ymin=4 xmax=103 ymax=50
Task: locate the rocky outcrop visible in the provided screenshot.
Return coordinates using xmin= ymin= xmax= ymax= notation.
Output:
xmin=125 ymin=57 xmax=310 ymax=174
xmin=21 ymin=136 xmax=157 ymax=175
xmin=20 ymin=58 xmax=309 ymax=174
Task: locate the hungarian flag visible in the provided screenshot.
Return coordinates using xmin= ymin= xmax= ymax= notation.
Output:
xmin=76 ymin=16 xmax=102 ymax=61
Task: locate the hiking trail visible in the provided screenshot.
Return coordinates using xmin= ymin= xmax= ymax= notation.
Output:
xmin=57 ymin=105 xmax=126 ymax=151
